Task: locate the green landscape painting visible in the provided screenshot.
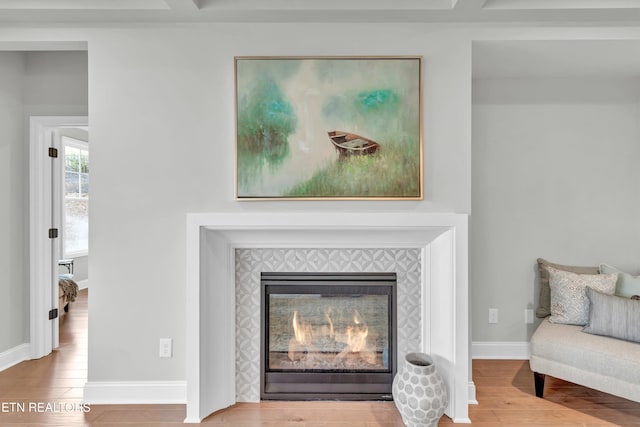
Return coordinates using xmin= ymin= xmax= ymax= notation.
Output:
xmin=235 ymin=56 xmax=422 ymax=199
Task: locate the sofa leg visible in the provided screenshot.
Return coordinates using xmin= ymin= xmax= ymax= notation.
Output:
xmin=534 ymin=372 xmax=546 ymax=398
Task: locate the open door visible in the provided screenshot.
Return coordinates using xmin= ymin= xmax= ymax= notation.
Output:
xmin=30 ymin=116 xmax=88 ymax=359
xmin=51 ymin=127 xmax=62 ymax=350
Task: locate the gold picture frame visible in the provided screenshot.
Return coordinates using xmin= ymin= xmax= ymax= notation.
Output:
xmin=235 ymin=56 xmax=423 ymax=200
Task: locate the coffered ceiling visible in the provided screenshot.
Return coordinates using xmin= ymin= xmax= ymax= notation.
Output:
xmin=2 ymin=0 xmax=640 ymax=23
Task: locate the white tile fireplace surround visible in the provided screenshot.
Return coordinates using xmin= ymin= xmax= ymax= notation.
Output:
xmin=185 ymin=212 xmax=470 ymax=424
xmin=235 ymin=248 xmax=421 ymax=401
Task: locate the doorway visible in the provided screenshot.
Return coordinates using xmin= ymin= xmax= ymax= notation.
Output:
xmin=30 ymin=116 xmax=89 ymax=359
xmin=0 ymin=47 xmax=87 ymax=373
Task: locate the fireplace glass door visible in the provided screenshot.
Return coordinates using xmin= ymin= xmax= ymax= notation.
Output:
xmin=261 ymin=272 xmax=396 ymax=400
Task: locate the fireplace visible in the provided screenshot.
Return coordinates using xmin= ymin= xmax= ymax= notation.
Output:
xmin=185 ymin=212 xmax=471 ymax=423
xmin=261 ymin=272 xmax=397 ymax=400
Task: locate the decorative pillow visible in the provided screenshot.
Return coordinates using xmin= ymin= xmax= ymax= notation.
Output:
xmin=599 ymin=263 xmax=640 ymax=298
xmin=584 ymin=287 xmax=640 ymax=343
xmin=536 ymin=258 xmax=599 ymax=318
xmin=548 ymin=267 xmax=617 ymax=325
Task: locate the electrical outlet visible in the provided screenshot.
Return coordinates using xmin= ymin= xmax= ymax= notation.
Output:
xmin=159 ymin=338 xmax=173 ymax=358
xmin=525 ymin=309 xmax=534 ymax=324
xmin=488 ymin=308 xmax=498 ymax=324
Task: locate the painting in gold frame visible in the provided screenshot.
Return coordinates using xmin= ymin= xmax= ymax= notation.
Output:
xmin=235 ymin=56 xmax=423 ymax=200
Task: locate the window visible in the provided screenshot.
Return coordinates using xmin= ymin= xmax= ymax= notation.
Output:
xmin=62 ymin=136 xmax=89 ymax=258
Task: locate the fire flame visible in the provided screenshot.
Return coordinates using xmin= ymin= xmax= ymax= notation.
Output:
xmin=325 ymin=307 xmax=335 ymax=338
xmin=292 ymin=308 xmax=368 ymax=353
xmin=292 ymin=310 xmax=313 ymax=345
xmin=345 ymin=310 xmax=368 ymax=352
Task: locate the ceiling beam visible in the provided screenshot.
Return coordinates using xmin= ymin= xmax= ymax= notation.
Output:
xmin=483 ymin=0 xmax=640 ymax=10
xmin=163 ymin=0 xmax=200 ymax=11
xmin=2 ymin=0 xmax=640 ymax=23
xmin=0 ymin=0 xmax=167 ymax=9
xmin=452 ymin=0 xmax=487 ymax=13
xmin=199 ymin=0 xmax=456 ymax=11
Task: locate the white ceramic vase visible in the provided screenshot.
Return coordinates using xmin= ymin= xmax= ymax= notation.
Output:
xmin=392 ymin=352 xmax=448 ymax=427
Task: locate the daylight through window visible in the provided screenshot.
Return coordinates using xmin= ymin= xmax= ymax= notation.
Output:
xmin=63 ymin=136 xmax=89 ymax=257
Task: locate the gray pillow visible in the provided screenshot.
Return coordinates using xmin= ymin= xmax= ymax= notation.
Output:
xmin=536 ymin=258 xmax=599 ymax=318
xmin=584 ymin=287 xmax=640 ymax=343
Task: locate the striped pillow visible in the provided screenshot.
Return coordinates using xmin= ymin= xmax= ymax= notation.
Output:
xmin=584 ymin=287 xmax=640 ymax=343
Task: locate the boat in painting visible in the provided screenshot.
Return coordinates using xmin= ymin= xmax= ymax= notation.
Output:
xmin=327 ymin=131 xmax=380 ymax=160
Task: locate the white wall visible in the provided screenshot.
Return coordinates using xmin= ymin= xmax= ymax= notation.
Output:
xmin=0 ymin=52 xmax=26 ymax=353
xmin=23 ymin=51 xmax=88 ymax=116
xmin=0 ymin=50 xmax=87 ymax=355
xmin=471 ymin=77 xmax=640 ymax=342
xmin=3 ymin=22 xmax=640 ymax=386
xmin=86 ymin=24 xmax=471 ymax=383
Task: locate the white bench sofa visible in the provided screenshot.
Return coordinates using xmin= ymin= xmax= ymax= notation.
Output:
xmin=530 ymin=258 xmax=640 ymax=402
xmin=530 ymin=318 xmax=640 ymax=402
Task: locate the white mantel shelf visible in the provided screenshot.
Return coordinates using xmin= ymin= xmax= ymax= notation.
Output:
xmin=185 ymin=212 xmax=471 ymax=424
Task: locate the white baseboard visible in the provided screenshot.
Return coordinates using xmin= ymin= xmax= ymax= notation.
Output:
xmin=472 ymin=341 xmax=530 ymax=360
xmin=83 ymin=381 xmax=186 ymax=404
xmin=0 ymin=343 xmax=30 ymax=372
xmin=75 ymin=279 xmax=89 ymax=290
xmin=468 ymin=381 xmax=478 ymax=405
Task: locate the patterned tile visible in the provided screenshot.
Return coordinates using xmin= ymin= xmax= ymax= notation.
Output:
xmin=234 ymin=248 xmax=422 ymax=402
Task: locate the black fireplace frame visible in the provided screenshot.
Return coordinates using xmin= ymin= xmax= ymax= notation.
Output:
xmin=260 ymin=272 xmax=397 ymax=401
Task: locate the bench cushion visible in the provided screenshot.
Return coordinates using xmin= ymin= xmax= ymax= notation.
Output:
xmin=530 ymin=318 xmax=640 ymax=402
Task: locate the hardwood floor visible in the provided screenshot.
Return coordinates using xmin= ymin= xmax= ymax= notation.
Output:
xmin=0 ymin=290 xmax=638 ymax=425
